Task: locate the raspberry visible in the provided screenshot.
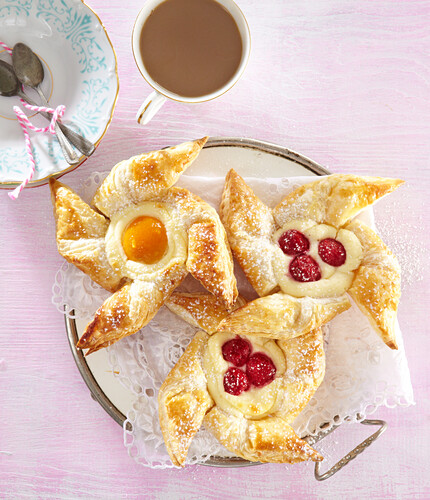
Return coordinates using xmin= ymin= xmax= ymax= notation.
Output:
xmin=289 ymin=254 xmax=321 ymax=282
xmin=278 ymin=229 xmax=310 ymax=256
xmin=246 ymin=352 xmax=276 ymax=387
xmin=318 ymin=238 xmax=346 ymax=267
xmin=223 ymin=367 xmax=251 ymax=395
xmin=222 ymin=337 xmax=252 ymax=367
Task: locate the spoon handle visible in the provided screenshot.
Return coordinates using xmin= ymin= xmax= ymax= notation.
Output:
xmin=56 ymin=121 xmax=95 ymax=156
xmin=35 ymin=86 xmax=95 ymax=157
xmin=52 ymin=121 xmax=81 ymax=165
xmin=18 ymin=90 xmax=80 ymax=164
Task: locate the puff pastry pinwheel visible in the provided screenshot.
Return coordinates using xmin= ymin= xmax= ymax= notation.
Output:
xmin=50 ymin=138 xmax=238 ymax=354
xmin=220 ymin=171 xmax=403 ymax=349
xmin=159 ymin=292 xmax=350 ymax=466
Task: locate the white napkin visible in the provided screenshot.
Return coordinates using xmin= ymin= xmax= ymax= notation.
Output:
xmin=53 ymin=173 xmax=414 ymax=468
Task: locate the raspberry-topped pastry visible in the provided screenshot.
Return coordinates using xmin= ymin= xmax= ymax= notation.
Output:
xmin=272 ymin=219 xmax=363 ymax=298
xmin=205 ymin=332 xmax=285 ymax=416
xmin=50 ymin=138 xmax=238 ymax=353
xmin=220 ymin=171 xmax=403 ymax=349
xmin=158 ymin=292 xmax=350 ymax=466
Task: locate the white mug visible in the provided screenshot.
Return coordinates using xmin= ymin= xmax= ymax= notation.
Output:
xmin=132 ymin=0 xmax=251 ymax=125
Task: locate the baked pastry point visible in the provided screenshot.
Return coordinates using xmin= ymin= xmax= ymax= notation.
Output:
xmin=220 ymin=170 xmax=403 ymax=349
xmin=159 ymin=292 xmax=349 ymax=466
xmin=50 ymin=138 xmax=238 ymax=353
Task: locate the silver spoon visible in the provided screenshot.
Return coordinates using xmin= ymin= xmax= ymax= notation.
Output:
xmin=0 ymin=59 xmax=78 ymax=164
xmin=12 ymin=43 xmax=95 ymax=158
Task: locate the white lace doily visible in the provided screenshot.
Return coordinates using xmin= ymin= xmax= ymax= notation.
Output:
xmin=52 ymin=173 xmax=415 ymax=469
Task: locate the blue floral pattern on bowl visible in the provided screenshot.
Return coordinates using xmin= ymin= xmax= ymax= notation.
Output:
xmin=0 ymin=0 xmax=118 ymax=186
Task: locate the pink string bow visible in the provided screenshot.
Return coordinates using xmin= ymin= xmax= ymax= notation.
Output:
xmin=0 ymin=41 xmax=67 ymax=200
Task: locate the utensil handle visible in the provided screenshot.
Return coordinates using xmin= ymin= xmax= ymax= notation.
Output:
xmin=18 ymin=90 xmax=79 ymax=164
xmin=36 ymin=87 xmax=95 ymax=157
xmin=136 ymin=90 xmax=166 ymax=125
xmin=56 ymin=121 xmax=95 ymax=157
xmin=307 ymin=419 xmax=388 ymax=481
xmin=53 ymin=121 xmax=80 ymax=164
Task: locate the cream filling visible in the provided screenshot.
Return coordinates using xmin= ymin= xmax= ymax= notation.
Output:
xmin=272 ymin=220 xmax=363 ymax=298
xmin=105 ymin=201 xmax=188 ymax=281
xmin=203 ymin=331 xmax=286 ymax=419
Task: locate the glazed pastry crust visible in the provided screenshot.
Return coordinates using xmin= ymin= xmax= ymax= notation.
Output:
xmin=204 ymin=410 xmax=322 ymax=463
xmin=217 ymin=293 xmax=351 ymax=339
xmin=220 ymin=170 xmax=403 ymax=349
xmin=78 ymin=263 xmax=187 ymax=354
xmin=93 ymin=137 xmax=208 ymax=218
xmin=158 ymin=330 xmax=214 ymax=467
xmin=165 ymin=293 xmax=246 ymax=334
xmin=276 ymin=329 xmax=325 ymax=422
xmin=346 ymin=219 xmax=401 ymax=349
xmin=50 ymin=178 xmax=124 ymax=293
xmin=273 ymin=174 xmax=405 ymax=228
xmin=159 ymin=293 xmax=328 ymax=466
xmin=160 ymin=187 xmax=238 ymax=308
xmin=186 ymin=221 xmax=237 ymax=308
xmin=220 ymin=169 xmax=278 ymax=296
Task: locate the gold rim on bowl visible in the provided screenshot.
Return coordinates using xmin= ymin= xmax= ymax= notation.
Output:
xmin=0 ymin=0 xmax=119 ymax=190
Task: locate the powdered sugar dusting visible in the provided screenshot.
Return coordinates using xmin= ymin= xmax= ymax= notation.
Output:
xmin=53 ymin=175 xmax=414 ymax=468
xmin=375 ymin=202 xmax=426 ymax=286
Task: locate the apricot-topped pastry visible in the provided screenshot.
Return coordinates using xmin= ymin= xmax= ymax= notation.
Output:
xmin=50 ymin=138 xmax=238 ymax=353
xmin=219 ymin=172 xmax=403 ymax=349
xmin=121 ymin=215 xmax=168 ymax=265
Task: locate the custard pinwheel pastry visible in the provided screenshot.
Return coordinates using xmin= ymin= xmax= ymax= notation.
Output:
xmin=220 ymin=172 xmax=403 ymax=349
xmin=159 ymin=292 xmax=350 ymax=466
xmin=50 ymin=138 xmax=237 ymax=353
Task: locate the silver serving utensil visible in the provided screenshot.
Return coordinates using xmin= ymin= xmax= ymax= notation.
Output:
xmin=0 ymin=59 xmax=79 ymax=165
xmin=12 ymin=43 xmax=95 ymax=158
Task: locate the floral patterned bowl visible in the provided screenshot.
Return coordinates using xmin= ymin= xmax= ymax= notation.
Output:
xmin=0 ymin=0 xmax=118 ymax=188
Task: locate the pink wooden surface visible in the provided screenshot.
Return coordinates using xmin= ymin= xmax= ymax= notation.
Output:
xmin=1 ymin=0 xmax=429 ymax=498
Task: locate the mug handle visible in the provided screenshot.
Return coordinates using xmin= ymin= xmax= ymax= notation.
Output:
xmin=136 ymin=90 xmax=167 ymax=125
